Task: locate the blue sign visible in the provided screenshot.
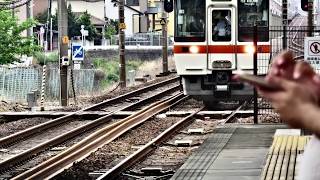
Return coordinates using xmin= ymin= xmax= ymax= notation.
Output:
xmin=72 ymin=44 xmax=84 ymax=61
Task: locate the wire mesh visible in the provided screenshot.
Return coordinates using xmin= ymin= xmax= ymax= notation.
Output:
xmin=0 ymin=66 xmax=97 ymax=104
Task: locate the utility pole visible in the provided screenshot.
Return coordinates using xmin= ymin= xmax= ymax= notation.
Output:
xmin=139 ymin=0 xmax=148 ymax=32
xmin=308 ymin=0 xmax=314 ymax=36
xmin=119 ymin=0 xmax=126 ymax=88
xmin=161 ymin=4 xmax=168 ymax=75
xmin=26 ymin=0 xmax=32 ymax=37
xmin=58 ymin=0 xmax=69 ymax=106
xmin=282 ymin=0 xmax=287 ymax=48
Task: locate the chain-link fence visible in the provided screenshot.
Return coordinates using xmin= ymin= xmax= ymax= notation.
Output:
xmin=0 ymin=66 xmax=98 ymax=103
xmin=110 ymin=32 xmax=173 ymax=46
xmin=0 ymin=66 xmax=41 ymax=102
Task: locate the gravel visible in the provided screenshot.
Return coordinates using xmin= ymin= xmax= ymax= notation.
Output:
xmin=0 ymin=101 xmax=27 ymax=112
xmin=53 ymin=116 xmax=182 ymax=180
xmin=0 ymin=117 xmax=50 ymax=138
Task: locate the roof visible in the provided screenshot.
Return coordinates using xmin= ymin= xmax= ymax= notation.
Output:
xmin=74 ymin=12 xmax=105 ymax=26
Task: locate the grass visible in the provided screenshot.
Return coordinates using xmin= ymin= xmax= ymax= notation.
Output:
xmin=34 ymin=51 xmax=59 ymax=65
xmin=93 ymin=58 xmax=143 ymax=88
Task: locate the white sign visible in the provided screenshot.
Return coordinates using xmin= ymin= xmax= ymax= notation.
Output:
xmin=72 ymin=44 xmax=84 ymax=61
xmin=304 ymin=37 xmax=320 ymax=69
xmin=80 ymin=29 xmax=89 ymax=36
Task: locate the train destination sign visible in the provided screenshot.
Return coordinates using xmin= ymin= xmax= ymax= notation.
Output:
xmin=304 ymin=37 xmax=320 ymax=69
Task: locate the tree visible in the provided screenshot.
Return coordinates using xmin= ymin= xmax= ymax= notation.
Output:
xmin=105 ymin=19 xmax=118 ymax=39
xmin=35 ymin=6 xmax=98 ymax=41
xmin=0 ymin=10 xmax=40 ymax=64
xmin=67 ymin=4 xmax=78 ymax=38
xmin=76 ymin=11 xmax=98 ymax=41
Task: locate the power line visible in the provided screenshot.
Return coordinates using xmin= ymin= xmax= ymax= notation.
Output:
xmin=0 ymin=0 xmax=32 ymax=10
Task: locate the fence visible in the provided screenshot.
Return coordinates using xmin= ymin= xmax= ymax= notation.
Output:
xmin=256 ymin=26 xmax=320 ymax=123
xmin=0 ymin=66 xmax=41 ymax=102
xmin=0 ymin=66 xmax=97 ymax=103
xmin=110 ymin=32 xmax=173 ymax=46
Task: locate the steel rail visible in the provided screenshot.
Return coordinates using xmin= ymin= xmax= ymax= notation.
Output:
xmin=0 ymin=77 xmax=179 ymax=148
xmin=12 ymin=93 xmax=186 ymax=180
xmin=97 ymin=105 xmax=203 ymax=180
xmin=218 ymin=101 xmax=248 ymax=124
xmin=0 ymin=84 xmax=181 ymax=172
xmin=291 ymin=18 xmax=305 ymax=49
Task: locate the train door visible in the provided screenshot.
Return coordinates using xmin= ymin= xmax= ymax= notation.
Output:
xmin=208 ymin=8 xmax=236 ymax=70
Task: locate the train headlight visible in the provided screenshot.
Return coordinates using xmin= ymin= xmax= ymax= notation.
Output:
xmin=189 ymin=46 xmax=199 ymax=54
xmin=244 ymin=45 xmax=256 ymax=54
xmin=212 ymin=60 xmax=232 ymax=68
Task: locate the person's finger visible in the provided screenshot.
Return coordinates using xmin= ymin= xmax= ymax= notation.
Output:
xmin=266 ymin=76 xmax=294 ymax=89
xmin=271 ymin=51 xmax=295 ymax=79
xmin=257 ymin=86 xmax=285 ymax=101
xmin=313 ymin=75 xmax=320 ymax=86
xmin=275 ymin=50 xmax=295 ymax=67
xmin=293 ymin=61 xmax=315 ymax=80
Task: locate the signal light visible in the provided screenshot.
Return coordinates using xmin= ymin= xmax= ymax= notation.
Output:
xmin=164 ymin=0 xmax=173 ymax=13
xmin=301 ymin=0 xmax=308 ymax=11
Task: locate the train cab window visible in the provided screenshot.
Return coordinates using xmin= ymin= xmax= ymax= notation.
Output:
xmin=174 ymin=0 xmax=205 ymax=42
xmin=212 ymin=10 xmax=231 ymax=42
xmin=238 ymin=0 xmax=269 ymax=42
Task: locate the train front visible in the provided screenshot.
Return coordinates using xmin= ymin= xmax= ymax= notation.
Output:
xmin=173 ymin=0 xmax=271 ymax=106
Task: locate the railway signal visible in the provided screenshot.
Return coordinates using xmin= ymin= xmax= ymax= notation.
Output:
xmin=164 ymin=0 xmax=173 ymax=13
xmin=301 ymin=0 xmax=308 ymax=11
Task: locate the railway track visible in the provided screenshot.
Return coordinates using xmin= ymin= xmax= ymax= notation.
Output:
xmin=0 ymin=77 xmax=180 ymax=175
xmin=12 ymin=93 xmax=188 ymax=179
xmin=288 ymin=16 xmax=306 ymax=55
xmin=94 ymin=102 xmax=247 ymax=180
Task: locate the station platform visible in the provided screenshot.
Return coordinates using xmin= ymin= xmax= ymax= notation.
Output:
xmin=171 ymin=124 xmax=310 ymax=180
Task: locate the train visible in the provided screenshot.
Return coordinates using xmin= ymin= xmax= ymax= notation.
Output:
xmin=173 ymin=0 xmax=284 ymax=107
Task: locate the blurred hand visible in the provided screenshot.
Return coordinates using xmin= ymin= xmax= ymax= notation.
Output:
xmin=258 ymin=76 xmax=319 ymax=128
xmin=267 ymin=50 xmax=320 ymax=103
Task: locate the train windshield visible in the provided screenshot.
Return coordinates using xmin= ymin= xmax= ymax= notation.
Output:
xmin=238 ymin=0 xmax=269 ymax=42
xmin=174 ymin=0 xmax=206 ymax=42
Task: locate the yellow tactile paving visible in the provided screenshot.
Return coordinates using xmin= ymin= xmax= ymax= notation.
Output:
xmin=279 ymin=136 xmax=293 ymax=180
xmin=261 ymin=136 xmax=280 ymax=180
xmin=261 ymin=135 xmax=311 ymax=180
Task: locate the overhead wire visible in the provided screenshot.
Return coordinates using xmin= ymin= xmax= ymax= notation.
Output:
xmin=0 ymin=0 xmax=32 ymax=9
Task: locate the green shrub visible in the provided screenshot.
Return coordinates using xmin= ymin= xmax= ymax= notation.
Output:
xmin=93 ymin=58 xmax=142 ymax=88
xmin=34 ymin=51 xmax=59 ymax=65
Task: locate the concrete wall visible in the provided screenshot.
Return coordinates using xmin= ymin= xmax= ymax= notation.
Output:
xmin=33 ymin=0 xmax=48 ymax=17
xmin=85 ymin=47 xmax=173 ymax=61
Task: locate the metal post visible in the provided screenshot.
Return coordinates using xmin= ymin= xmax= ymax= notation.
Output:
xmin=253 ymin=25 xmax=258 ymax=124
xmin=119 ymin=0 xmax=126 ymax=88
xmin=308 ymin=0 xmax=314 ymax=36
xmin=161 ymin=11 xmax=168 ymax=75
xmin=50 ymin=17 xmax=53 ymax=51
xmin=58 ymin=0 xmax=69 ymax=106
xmin=282 ymin=0 xmax=287 ymax=48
